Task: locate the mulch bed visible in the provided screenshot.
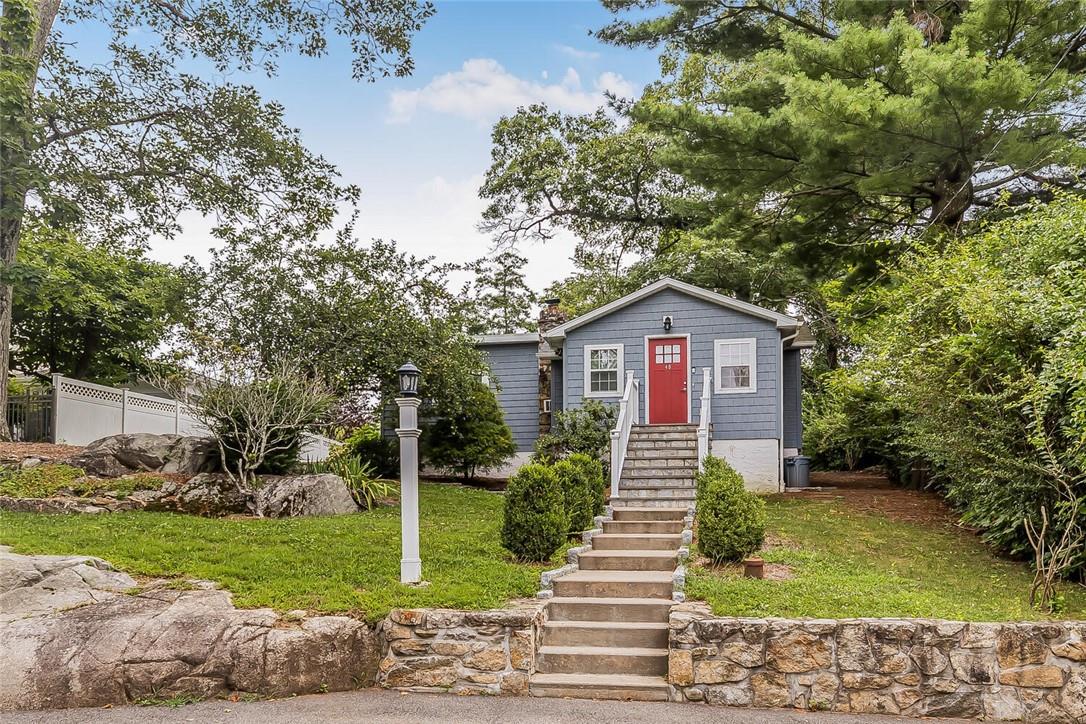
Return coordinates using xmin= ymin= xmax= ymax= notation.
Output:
xmin=0 ymin=441 xmax=84 ymax=463
xmin=780 ymin=469 xmax=970 ymax=530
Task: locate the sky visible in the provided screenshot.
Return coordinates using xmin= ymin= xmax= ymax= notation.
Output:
xmin=131 ymin=1 xmax=663 ymax=292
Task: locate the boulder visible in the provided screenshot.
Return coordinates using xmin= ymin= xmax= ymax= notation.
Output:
xmin=0 ymin=548 xmax=380 ymax=710
xmin=153 ymin=474 xmax=251 ymax=516
xmin=65 ymin=434 xmax=218 ymax=478
xmin=255 ymin=474 xmax=359 ymax=518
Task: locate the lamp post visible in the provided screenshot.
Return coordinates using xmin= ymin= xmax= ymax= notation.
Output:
xmin=395 ymin=362 xmax=422 ymax=584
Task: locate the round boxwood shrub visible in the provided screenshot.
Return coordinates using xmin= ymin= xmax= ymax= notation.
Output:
xmin=501 ymin=463 xmax=568 ymax=561
xmin=554 ymin=458 xmax=596 ymax=535
xmin=695 ymin=456 xmax=767 ymax=563
xmin=566 ymin=452 xmax=606 ymax=517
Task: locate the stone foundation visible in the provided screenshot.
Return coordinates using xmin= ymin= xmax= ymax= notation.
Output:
xmin=668 ymin=603 xmax=1086 ymax=721
xmin=376 ymin=602 xmax=544 ymax=696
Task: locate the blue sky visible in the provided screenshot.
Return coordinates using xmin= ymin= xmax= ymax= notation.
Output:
xmin=125 ymin=1 xmax=662 ymax=291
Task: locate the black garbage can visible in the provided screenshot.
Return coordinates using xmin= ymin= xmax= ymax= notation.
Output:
xmin=784 ymin=457 xmax=798 ymax=488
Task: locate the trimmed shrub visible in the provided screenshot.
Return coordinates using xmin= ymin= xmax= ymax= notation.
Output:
xmin=343 ymin=423 xmax=399 ymax=478
xmin=554 ymin=458 xmax=595 ymax=535
xmin=425 ymin=382 xmax=516 ymax=480
xmin=695 ymin=456 xmax=767 ymax=563
xmin=501 ymin=463 xmax=568 ymax=561
xmin=533 ymin=399 xmax=616 ymax=466
xmin=566 ymin=452 xmax=606 ymax=517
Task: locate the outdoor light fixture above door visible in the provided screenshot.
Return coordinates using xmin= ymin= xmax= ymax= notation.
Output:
xmin=663 ymin=315 xmax=674 ymax=331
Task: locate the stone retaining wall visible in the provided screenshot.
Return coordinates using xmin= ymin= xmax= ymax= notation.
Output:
xmin=376 ymin=602 xmax=544 ymax=696
xmin=668 ymin=603 xmax=1086 ymax=721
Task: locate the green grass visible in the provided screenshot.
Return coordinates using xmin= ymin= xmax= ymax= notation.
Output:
xmin=0 ymin=482 xmax=554 ymax=622
xmin=688 ymin=497 xmax=1086 ymax=622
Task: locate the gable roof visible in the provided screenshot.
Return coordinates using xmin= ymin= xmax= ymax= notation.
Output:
xmin=543 ymin=277 xmax=801 ymax=343
xmin=473 ymin=333 xmax=539 ymax=346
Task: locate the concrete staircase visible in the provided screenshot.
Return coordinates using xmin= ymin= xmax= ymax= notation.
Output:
xmin=530 ymin=506 xmax=684 ymax=701
xmin=613 ymin=424 xmax=698 ymax=509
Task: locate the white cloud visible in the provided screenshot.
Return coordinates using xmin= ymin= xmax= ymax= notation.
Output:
xmin=387 ymin=58 xmax=635 ymax=124
xmin=555 ymin=44 xmax=601 ymax=61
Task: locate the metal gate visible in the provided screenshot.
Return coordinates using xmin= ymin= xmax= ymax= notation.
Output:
xmin=7 ymin=391 xmax=54 ymax=442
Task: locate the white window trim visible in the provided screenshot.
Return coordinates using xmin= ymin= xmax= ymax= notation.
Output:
xmin=714 ymin=337 xmax=758 ymax=394
xmin=583 ymin=343 xmax=625 ymax=398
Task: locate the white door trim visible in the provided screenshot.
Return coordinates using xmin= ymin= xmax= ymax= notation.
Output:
xmin=643 ymin=334 xmax=692 ymax=425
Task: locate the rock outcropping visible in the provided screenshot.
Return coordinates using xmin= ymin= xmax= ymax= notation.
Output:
xmin=255 ymin=473 xmax=359 ymax=517
xmin=65 ymin=434 xmax=219 ymax=478
xmin=0 ymin=548 xmax=380 ymax=710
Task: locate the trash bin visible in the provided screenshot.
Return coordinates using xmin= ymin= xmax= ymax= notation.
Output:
xmin=792 ymin=455 xmax=811 ymax=488
xmin=784 ymin=457 xmax=798 ymax=488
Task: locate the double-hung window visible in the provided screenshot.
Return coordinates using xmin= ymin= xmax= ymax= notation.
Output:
xmin=714 ymin=338 xmax=757 ymax=393
xmin=584 ymin=344 xmax=624 ymax=396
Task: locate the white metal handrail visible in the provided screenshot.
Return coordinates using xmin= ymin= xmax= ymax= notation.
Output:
xmin=697 ymin=367 xmax=712 ymax=471
xmin=609 ymin=371 xmax=639 ymax=500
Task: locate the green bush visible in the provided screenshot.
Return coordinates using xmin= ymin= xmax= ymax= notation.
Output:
xmin=695 ymin=456 xmax=767 ymax=563
xmin=566 ymin=452 xmax=606 ymax=517
xmin=308 ymin=455 xmax=393 ymax=510
xmin=554 ymin=458 xmax=596 ymax=535
xmin=424 ymin=382 xmax=517 ymax=480
xmin=342 ymin=423 xmax=399 ymax=477
xmin=533 ymin=399 xmax=616 ymax=467
xmin=501 ymin=463 xmax=568 ymax=561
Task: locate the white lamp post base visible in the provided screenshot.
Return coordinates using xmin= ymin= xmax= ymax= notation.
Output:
xmin=401 ymin=558 xmax=422 ymax=584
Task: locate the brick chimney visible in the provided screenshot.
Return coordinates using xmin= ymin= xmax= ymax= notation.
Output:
xmin=537 ymin=298 xmax=567 ymax=434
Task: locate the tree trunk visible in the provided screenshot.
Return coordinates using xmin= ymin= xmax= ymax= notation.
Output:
xmin=929 ymin=159 xmax=974 ymax=229
xmin=0 ymin=0 xmax=62 ymax=438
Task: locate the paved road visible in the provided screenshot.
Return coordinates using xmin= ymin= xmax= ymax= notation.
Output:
xmin=7 ymin=689 xmax=971 ymax=724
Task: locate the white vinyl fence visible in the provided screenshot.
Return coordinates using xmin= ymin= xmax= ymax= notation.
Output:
xmin=51 ymin=374 xmax=336 ymax=461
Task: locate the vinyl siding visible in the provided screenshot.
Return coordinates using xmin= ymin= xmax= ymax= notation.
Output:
xmin=550 ymin=359 xmax=563 ymax=413
xmin=562 ymin=287 xmax=782 ymax=440
xmin=783 ymin=349 xmax=802 ymax=448
xmin=480 ymin=342 xmax=539 ymax=452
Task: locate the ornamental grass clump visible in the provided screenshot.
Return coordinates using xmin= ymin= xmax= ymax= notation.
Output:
xmin=554 ymin=457 xmax=596 ymax=535
xmin=501 ymin=463 xmax=567 ymax=562
xmin=696 ymin=455 xmax=767 ymax=563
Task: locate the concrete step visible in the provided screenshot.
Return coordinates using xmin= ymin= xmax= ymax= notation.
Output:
xmin=612 ymin=496 xmax=695 ymax=509
xmin=602 ymin=519 xmax=684 ymax=534
xmin=577 ymin=550 xmax=678 ymax=572
xmin=611 ymin=507 xmax=687 ymax=521
xmin=624 ymin=457 xmax=697 ymax=470
xmin=618 ymin=487 xmax=696 ymax=500
xmin=620 ymin=478 xmax=696 ymax=489
xmin=552 ymin=571 xmax=674 ymax=598
xmin=536 ymin=645 xmax=668 ymax=676
xmin=626 ymin=447 xmax=698 ymax=459
xmin=622 ymin=467 xmax=695 ymax=479
xmin=541 ymin=620 xmax=669 ymax=648
xmin=546 ymin=597 xmax=673 ymax=623
xmin=628 ymin=439 xmax=696 ymax=450
xmin=628 ymin=431 xmax=698 ymax=442
xmin=631 ymin=424 xmax=696 ymax=433
xmin=529 ymin=673 xmax=669 ymax=701
xmin=590 ymin=533 xmax=682 ymax=551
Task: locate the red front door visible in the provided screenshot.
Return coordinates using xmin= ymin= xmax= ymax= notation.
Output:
xmin=648 ymin=337 xmax=688 ymax=424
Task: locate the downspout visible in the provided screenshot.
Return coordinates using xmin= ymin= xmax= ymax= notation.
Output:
xmin=778 ymin=329 xmax=800 ymax=492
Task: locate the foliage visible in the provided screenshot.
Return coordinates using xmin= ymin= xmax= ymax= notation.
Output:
xmin=466 ymin=250 xmax=536 ymax=334
xmin=843 ymin=195 xmax=1086 ymax=578
xmin=307 ymin=455 xmax=392 ymax=511
xmin=695 ymin=456 xmax=766 ymax=563
xmin=553 ymin=457 xmax=596 ymax=535
xmin=166 ymin=357 xmax=334 ymax=493
xmin=500 ymin=463 xmax=568 ymax=562
xmin=6 ymin=224 xmax=191 ymax=384
xmin=2 ymin=482 xmax=552 ymax=622
xmin=424 ymin=382 xmax=516 ymax=480
xmin=0 ymin=0 xmax=434 ymax=431
xmin=534 ymin=400 xmax=617 ymax=467
xmin=566 ymin=451 xmax=606 ymax=518
xmin=0 ymin=464 xmax=84 ymax=497
xmin=802 ymin=367 xmax=902 ymax=474
xmin=341 ymin=423 xmax=399 ymax=478
xmin=686 ymin=497 xmax=1086 ymax=622
xmin=191 ymin=236 xmax=487 ymax=422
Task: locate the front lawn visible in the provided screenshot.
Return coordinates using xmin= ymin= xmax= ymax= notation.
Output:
xmin=688 ymin=496 xmax=1086 ymax=621
xmin=1 ymin=482 xmax=551 ymax=622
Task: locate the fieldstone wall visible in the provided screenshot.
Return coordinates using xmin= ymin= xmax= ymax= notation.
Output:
xmin=668 ymin=603 xmax=1086 ymax=721
xmin=376 ymin=603 xmax=544 ymax=696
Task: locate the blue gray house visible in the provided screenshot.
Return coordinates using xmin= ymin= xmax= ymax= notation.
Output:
xmin=476 ymin=277 xmax=812 ymax=492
